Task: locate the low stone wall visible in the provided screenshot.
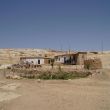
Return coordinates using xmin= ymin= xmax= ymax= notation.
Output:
xmin=42 ymin=65 xmax=84 ymax=71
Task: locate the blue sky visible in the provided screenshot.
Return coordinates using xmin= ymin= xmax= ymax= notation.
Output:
xmin=0 ymin=0 xmax=110 ymax=51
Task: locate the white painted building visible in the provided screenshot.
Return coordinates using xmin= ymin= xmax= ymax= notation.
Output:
xmin=55 ymin=55 xmax=65 ymax=64
xmin=54 ymin=52 xmax=87 ymax=65
xmin=20 ymin=57 xmax=44 ymax=65
xmin=54 ymin=54 xmax=76 ymax=64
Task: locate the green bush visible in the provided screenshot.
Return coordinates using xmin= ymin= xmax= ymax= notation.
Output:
xmin=38 ymin=71 xmax=91 ymax=80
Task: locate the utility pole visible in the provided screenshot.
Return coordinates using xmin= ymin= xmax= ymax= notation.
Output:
xmin=68 ymin=43 xmax=71 ymax=54
xmin=101 ymin=40 xmax=103 ymax=54
xmin=60 ymin=44 xmax=63 ymax=51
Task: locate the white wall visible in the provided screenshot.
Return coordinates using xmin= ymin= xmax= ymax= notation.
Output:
xmin=55 ymin=56 xmax=65 ymax=63
xmin=24 ymin=58 xmax=44 ymax=65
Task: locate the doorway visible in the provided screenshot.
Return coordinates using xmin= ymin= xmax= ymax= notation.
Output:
xmin=38 ymin=59 xmax=40 ymax=64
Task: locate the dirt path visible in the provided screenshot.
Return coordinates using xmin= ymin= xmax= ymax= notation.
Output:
xmin=0 ymin=69 xmax=110 ymax=110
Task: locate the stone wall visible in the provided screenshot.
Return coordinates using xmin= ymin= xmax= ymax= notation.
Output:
xmin=84 ymin=58 xmax=102 ymax=70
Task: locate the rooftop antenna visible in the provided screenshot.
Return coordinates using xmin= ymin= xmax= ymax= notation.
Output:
xmin=60 ymin=44 xmax=63 ymax=51
xmin=101 ymin=40 xmax=103 ymax=54
xmin=68 ymin=43 xmax=71 ymax=54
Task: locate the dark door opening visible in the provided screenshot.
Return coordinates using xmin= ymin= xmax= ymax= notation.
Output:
xmin=38 ymin=60 xmax=40 ymax=64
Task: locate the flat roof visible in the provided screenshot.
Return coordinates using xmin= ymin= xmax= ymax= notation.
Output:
xmin=20 ymin=57 xmax=52 ymax=59
xmin=54 ymin=52 xmax=87 ymax=57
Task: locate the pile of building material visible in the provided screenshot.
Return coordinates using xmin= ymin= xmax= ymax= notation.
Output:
xmin=84 ymin=58 xmax=102 ymax=70
xmin=5 ymin=72 xmax=22 ymax=80
xmin=0 ymin=64 xmax=12 ymax=69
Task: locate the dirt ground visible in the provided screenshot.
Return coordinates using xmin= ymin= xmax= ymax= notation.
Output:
xmin=0 ymin=69 xmax=110 ymax=110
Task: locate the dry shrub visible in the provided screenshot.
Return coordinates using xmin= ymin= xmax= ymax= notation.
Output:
xmin=5 ymin=68 xmax=92 ymax=80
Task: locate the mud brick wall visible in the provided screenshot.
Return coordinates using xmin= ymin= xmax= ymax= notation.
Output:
xmin=84 ymin=58 xmax=102 ymax=70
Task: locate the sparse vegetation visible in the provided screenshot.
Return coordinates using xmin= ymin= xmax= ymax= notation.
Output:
xmin=38 ymin=71 xmax=91 ymax=80
xmin=5 ymin=68 xmax=91 ymax=80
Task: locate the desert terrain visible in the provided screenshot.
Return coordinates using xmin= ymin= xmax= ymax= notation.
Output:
xmin=0 ymin=49 xmax=110 ymax=110
xmin=0 ymin=49 xmax=110 ymax=69
xmin=0 ymin=69 xmax=110 ymax=110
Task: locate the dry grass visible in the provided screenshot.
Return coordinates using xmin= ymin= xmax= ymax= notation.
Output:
xmin=3 ymin=68 xmax=92 ymax=80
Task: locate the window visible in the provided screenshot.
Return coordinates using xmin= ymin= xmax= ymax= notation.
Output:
xmin=48 ymin=60 xmax=50 ymax=64
xmin=59 ymin=58 xmax=60 ymax=61
xmin=38 ymin=60 xmax=40 ymax=64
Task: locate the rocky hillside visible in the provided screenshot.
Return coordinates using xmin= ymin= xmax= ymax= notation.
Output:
xmin=0 ymin=49 xmax=65 ymax=64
